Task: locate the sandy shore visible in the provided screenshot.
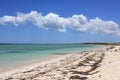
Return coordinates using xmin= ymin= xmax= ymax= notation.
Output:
xmin=0 ymin=54 xmax=65 ymax=74
xmin=0 ymin=45 xmax=120 ymax=80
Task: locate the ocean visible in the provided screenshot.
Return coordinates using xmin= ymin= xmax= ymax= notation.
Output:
xmin=0 ymin=44 xmax=100 ymax=71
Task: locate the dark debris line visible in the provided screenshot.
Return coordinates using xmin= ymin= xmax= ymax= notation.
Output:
xmin=69 ymin=52 xmax=104 ymax=80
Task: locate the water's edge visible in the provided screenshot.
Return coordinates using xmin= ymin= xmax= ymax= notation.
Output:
xmin=0 ymin=44 xmax=102 ymax=73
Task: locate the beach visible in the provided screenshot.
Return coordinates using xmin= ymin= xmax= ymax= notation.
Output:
xmin=0 ymin=45 xmax=120 ymax=80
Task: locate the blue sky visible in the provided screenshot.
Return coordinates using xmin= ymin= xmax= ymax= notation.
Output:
xmin=0 ymin=0 xmax=120 ymax=44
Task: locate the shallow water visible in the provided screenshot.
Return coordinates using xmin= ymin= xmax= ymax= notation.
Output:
xmin=0 ymin=44 xmax=100 ymax=70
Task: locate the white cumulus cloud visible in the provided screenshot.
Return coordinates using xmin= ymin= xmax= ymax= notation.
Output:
xmin=0 ymin=11 xmax=120 ymax=36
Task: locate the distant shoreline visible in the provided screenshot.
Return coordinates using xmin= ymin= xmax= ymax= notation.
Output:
xmin=0 ymin=42 xmax=120 ymax=45
xmin=83 ymin=42 xmax=120 ymax=45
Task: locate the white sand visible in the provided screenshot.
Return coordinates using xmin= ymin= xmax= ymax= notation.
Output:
xmin=89 ymin=46 xmax=120 ymax=80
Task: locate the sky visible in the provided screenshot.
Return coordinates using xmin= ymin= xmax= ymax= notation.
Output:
xmin=0 ymin=0 xmax=120 ymax=44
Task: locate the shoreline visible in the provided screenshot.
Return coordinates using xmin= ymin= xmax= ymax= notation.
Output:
xmin=1 ymin=45 xmax=119 ymax=80
xmin=0 ymin=45 xmax=102 ymax=74
xmin=0 ymin=52 xmax=81 ymax=79
xmin=0 ymin=54 xmax=62 ymax=74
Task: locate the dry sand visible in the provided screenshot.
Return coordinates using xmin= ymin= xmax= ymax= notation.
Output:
xmin=0 ymin=45 xmax=120 ymax=80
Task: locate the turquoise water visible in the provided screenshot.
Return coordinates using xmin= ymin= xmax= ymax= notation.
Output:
xmin=0 ymin=44 xmax=100 ymax=70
